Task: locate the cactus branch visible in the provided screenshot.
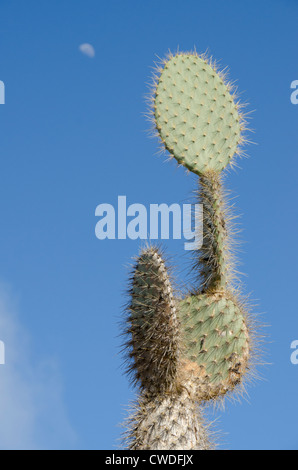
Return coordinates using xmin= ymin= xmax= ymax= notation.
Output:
xmin=123 ymin=247 xmax=180 ymax=394
xmin=194 ymin=170 xmax=237 ymax=294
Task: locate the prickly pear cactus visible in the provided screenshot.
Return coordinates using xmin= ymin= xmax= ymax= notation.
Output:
xmin=179 ymin=292 xmax=250 ymax=401
xmin=122 ymin=50 xmax=259 ymax=450
xmin=124 ymin=390 xmax=214 ymax=450
xmin=153 ymin=52 xmax=245 ymax=174
xmin=124 ymin=247 xmax=180 ymax=394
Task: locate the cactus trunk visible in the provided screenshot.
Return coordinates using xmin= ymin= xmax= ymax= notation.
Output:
xmin=125 ymin=391 xmax=214 ymax=450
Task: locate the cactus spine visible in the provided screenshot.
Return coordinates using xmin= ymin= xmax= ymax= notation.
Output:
xmin=122 ymin=50 xmax=259 ymax=450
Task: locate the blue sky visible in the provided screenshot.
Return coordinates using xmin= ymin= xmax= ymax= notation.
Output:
xmin=0 ymin=0 xmax=297 ymax=450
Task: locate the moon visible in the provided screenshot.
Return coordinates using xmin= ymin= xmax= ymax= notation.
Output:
xmin=79 ymin=43 xmax=95 ymax=58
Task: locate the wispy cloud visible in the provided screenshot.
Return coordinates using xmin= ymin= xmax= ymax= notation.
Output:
xmin=79 ymin=43 xmax=95 ymax=58
xmin=0 ymin=285 xmax=77 ymax=450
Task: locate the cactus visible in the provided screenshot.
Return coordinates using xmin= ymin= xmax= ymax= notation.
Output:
xmin=153 ymin=52 xmax=246 ymax=175
xmin=124 ymin=390 xmax=214 ymax=450
xmin=121 ymin=50 xmax=260 ymax=450
xmin=124 ymin=247 xmax=180 ymax=394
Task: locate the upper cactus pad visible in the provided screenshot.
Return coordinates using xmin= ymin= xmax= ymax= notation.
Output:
xmin=154 ymin=53 xmax=242 ymax=174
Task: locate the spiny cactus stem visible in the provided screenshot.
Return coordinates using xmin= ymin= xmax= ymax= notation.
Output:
xmin=125 ymin=247 xmax=180 ymax=394
xmin=125 ymin=390 xmax=214 ymax=450
xmin=198 ymin=170 xmax=230 ymax=293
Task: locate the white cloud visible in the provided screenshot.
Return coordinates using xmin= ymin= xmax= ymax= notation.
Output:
xmin=79 ymin=43 xmax=95 ymax=58
xmin=0 ymin=285 xmax=77 ymax=450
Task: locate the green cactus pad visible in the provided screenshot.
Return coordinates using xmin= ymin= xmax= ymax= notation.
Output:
xmin=154 ymin=53 xmax=242 ymax=174
xmin=179 ymin=292 xmax=249 ymax=400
